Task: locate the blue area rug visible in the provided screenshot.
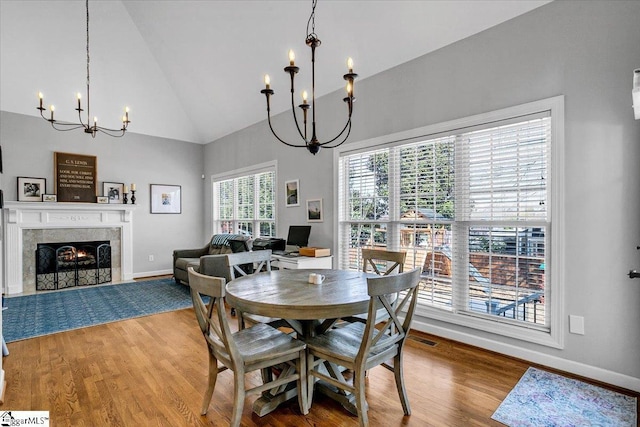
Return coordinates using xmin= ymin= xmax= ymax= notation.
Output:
xmin=492 ymin=367 xmax=637 ymax=426
xmin=3 ymin=278 xmax=193 ymax=343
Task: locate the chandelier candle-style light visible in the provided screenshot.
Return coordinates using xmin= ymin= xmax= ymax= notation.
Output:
xmin=37 ymin=0 xmax=130 ymax=138
xmin=261 ymin=0 xmax=357 ymax=155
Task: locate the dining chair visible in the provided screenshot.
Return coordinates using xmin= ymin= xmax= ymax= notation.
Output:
xmin=344 ymin=248 xmax=407 ymax=324
xmin=187 ymin=267 xmax=308 ymax=425
xmin=305 ymin=268 xmax=421 ymax=427
xmin=361 ymin=248 xmax=406 ymax=276
xmin=225 ymin=250 xmax=287 ymax=330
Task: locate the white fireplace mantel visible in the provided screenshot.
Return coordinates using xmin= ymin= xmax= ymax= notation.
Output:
xmin=2 ymin=201 xmax=136 ymax=295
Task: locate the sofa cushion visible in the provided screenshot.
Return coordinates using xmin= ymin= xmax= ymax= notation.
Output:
xmin=175 ymin=257 xmax=201 ymax=271
xmin=208 ymin=245 xmax=233 ymax=255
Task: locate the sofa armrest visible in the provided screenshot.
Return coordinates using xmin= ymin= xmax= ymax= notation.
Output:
xmin=173 ymin=246 xmax=208 ymax=261
xmin=199 ymin=254 xmax=232 ymax=282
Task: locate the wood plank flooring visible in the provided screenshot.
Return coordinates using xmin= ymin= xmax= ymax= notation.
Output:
xmin=2 ymin=303 xmax=638 ymax=426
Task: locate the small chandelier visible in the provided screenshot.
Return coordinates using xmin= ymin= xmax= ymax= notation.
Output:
xmin=36 ymin=0 xmax=130 ymax=138
xmin=260 ymin=0 xmax=357 ymax=155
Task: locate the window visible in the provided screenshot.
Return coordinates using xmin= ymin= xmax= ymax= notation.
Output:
xmin=213 ymin=162 xmax=276 ymax=238
xmin=337 ymin=97 xmax=563 ymax=347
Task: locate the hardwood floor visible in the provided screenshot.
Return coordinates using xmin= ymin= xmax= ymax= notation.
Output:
xmin=2 ymin=305 xmax=638 ymax=426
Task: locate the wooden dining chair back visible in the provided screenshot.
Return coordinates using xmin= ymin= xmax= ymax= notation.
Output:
xmin=187 ymin=267 xmax=308 ymax=426
xmin=361 ymin=248 xmax=407 ymax=276
xmin=227 ymin=249 xmax=272 ymax=279
xmin=345 ymin=248 xmax=408 ymax=324
xmin=305 ymin=268 xmax=422 ymax=427
xmin=225 ymin=250 xmax=286 ymax=329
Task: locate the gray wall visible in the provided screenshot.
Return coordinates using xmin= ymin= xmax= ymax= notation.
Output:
xmin=203 ymin=1 xmax=640 ymax=389
xmin=0 ymin=111 xmax=205 ymax=277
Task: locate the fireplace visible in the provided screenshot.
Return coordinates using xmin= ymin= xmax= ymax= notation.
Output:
xmin=2 ymin=202 xmax=136 ymax=295
xmin=36 ymin=241 xmax=112 ymax=290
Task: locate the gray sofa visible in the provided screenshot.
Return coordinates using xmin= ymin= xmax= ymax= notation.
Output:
xmin=173 ymin=234 xmax=248 ymax=285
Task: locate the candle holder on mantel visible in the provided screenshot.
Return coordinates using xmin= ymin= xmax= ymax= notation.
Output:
xmin=123 ymin=192 xmax=128 ymax=204
xmin=130 ymin=190 xmax=136 ymax=205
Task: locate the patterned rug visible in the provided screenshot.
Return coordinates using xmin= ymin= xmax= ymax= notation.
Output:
xmin=3 ymin=278 xmax=193 ymax=343
xmin=492 ymin=367 xmax=637 ymax=426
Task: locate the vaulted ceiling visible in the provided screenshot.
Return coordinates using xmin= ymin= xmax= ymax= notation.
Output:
xmin=0 ymin=1 xmax=551 ymax=144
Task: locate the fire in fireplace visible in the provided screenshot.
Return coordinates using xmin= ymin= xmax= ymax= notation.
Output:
xmin=36 ymin=240 xmax=112 ymax=290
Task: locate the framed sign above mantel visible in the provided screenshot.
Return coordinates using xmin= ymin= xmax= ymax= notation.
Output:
xmin=54 ymin=152 xmax=97 ymax=202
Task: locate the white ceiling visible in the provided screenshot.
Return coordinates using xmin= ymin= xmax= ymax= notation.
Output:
xmin=0 ymin=0 xmax=551 ymax=144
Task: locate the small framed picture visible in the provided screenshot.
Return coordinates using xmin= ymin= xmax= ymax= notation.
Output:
xmin=103 ymin=182 xmax=124 ymax=204
xmin=97 ymin=196 xmax=109 ymax=204
xmin=285 ymin=179 xmax=300 ymax=207
xmin=306 ymin=198 xmax=323 ymax=222
xmin=150 ymin=184 xmax=181 ymax=214
xmin=17 ymin=177 xmax=46 ymax=202
xmin=42 ymin=194 xmax=57 ymax=203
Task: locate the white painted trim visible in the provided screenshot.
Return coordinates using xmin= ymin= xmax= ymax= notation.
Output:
xmin=133 ymin=269 xmax=173 ymax=279
xmin=411 ymin=318 xmax=640 ymax=393
xmin=2 ymin=202 xmax=136 ymax=295
xmin=210 ymin=160 xmax=277 ymax=181
xmin=334 ymin=96 xmax=565 ymax=348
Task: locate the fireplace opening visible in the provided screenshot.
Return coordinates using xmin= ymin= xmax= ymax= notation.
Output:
xmin=36 ymin=240 xmax=112 ymax=290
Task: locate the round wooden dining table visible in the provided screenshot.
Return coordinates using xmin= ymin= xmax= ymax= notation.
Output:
xmin=225 ymin=268 xmax=373 ymax=416
xmin=225 ymin=268 xmax=372 ymax=338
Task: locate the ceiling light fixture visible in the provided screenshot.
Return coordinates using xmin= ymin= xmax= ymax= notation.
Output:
xmin=260 ymin=0 xmax=357 ymax=155
xmin=36 ymin=0 xmax=130 ymax=138
xmin=633 ymin=68 xmax=639 ymax=120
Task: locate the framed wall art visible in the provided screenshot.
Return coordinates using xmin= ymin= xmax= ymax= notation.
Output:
xmin=150 ymin=184 xmax=181 ymax=214
xmin=103 ymin=182 xmax=124 ymax=204
xmin=306 ymin=198 xmax=323 ymax=222
xmin=285 ymin=179 xmax=299 ymax=207
xmin=54 ymin=152 xmax=97 ymax=202
xmin=17 ymin=177 xmax=46 ymax=202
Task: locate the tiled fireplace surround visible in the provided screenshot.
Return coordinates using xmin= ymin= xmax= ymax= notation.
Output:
xmin=3 ymin=202 xmax=135 ymax=295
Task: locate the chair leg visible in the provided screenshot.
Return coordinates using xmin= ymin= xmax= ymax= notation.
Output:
xmin=307 ymin=352 xmax=316 ymax=407
xmin=230 ymin=371 xmax=246 ymax=427
xmin=297 ymin=349 xmax=309 ymax=415
xmin=354 ymin=368 xmax=369 ymax=427
xmin=201 ymin=352 xmax=219 ymax=415
xmin=236 ymin=311 xmax=246 ymax=330
xmin=393 ymin=352 xmax=411 ymax=416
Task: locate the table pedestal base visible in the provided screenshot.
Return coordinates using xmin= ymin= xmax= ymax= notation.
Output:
xmin=252 ymin=386 xmax=298 ymax=416
xmin=315 ymin=381 xmax=360 ymax=416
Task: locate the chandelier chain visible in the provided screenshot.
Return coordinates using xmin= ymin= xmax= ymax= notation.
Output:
xmin=306 ymin=0 xmax=317 ymax=38
xmin=85 ymin=0 xmax=91 ymax=119
xmin=35 ymin=0 xmax=129 ymax=138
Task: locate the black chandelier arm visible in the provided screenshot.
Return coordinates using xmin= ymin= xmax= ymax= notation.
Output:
xmin=288 ymin=73 xmax=308 ymax=143
xmin=265 ymin=110 xmax=310 ymax=148
xmin=50 ymin=123 xmax=86 ymax=132
xmin=318 ymin=118 xmax=352 ymax=149
xmin=38 ymin=108 xmax=128 ymax=137
xmin=312 ymin=97 xmax=354 ymax=146
xmin=96 ymin=127 xmax=127 ymax=138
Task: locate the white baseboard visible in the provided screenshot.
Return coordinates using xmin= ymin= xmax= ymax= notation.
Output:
xmin=411 ymin=318 xmax=640 ymax=393
xmin=133 ymin=269 xmax=172 ymax=279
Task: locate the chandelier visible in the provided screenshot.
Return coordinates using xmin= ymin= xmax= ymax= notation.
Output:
xmin=260 ymin=0 xmax=357 ymax=155
xmin=36 ymin=0 xmax=130 ymax=138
